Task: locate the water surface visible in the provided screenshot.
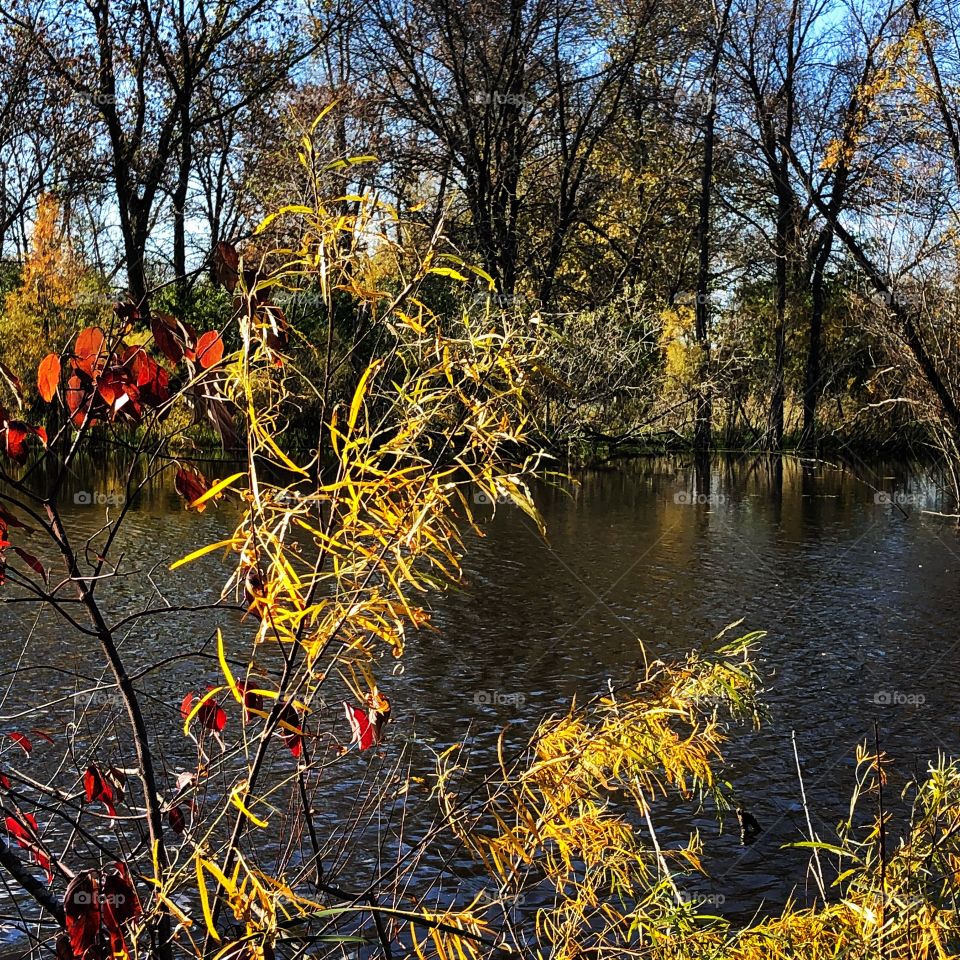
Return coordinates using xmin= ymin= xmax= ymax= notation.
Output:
xmin=1 ymin=455 xmax=958 ymax=944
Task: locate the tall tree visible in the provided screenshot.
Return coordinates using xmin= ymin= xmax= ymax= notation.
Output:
xmin=694 ymin=0 xmax=733 ymax=457
xmin=361 ymin=0 xmax=641 ymax=306
xmin=1 ymin=0 xmax=319 ymax=310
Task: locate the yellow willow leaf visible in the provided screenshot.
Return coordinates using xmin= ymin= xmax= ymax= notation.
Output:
xmin=142 ymin=877 xmax=194 ymax=928
xmin=201 ymin=856 xmax=236 ymax=897
xmin=254 ymin=205 xmax=316 ymax=235
xmin=348 ymin=360 xmax=382 ymax=433
xmin=428 ymin=266 xmax=468 ymax=282
xmin=217 ymin=629 xmax=241 ymax=703
xmin=293 ymin=518 xmax=347 ymax=551
xmin=170 ymin=538 xmax=239 ymax=571
xmin=396 ymin=309 xmax=426 ymax=333
xmin=412 ymin=929 xmax=430 ymax=960
xmin=325 ymin=155 xmax=377 ymax=171
xmin=183 ymin=687 xmax=226 ymax=735
xmin=257 ymin=422 xmax=310 ymax=476
xmin=308 ymin=102 xmax=338 ymax=134
xmin=463 ymin=264 xmax=495 ymax=286
xmin=231 ymin=784 xmax=270 ymax=829
xmin=489 ymin=810 xmax=534 ymax=863
xmin=212 ymin=942 xmax=256 ymax=960
xmin=277 ymin=712 xmax=306 ymax=738
xmin=273 ymin=550 xmax=305 ymax=604
xmin=196 ymin=857 xmax=222 ymax=942
xmin=190 ymin=472 xmax=246 ymax=509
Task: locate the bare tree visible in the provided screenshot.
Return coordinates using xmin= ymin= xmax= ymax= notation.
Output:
xmin=360 ymin=0 xmax=641 ymax=306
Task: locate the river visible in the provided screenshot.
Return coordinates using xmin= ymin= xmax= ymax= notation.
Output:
xmin=1 ymin=454 xmax=958 ymax=945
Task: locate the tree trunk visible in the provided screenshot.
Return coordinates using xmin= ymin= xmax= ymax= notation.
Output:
xmin=693 ymin=1 xmax=730 ymax=457
xmin=768 ymin=186 xmax=790 ymax=449
xmin=801 ymin=229 xmax=833 ymax=449
xmin=173 ymin=99 xmax=193 ymax=308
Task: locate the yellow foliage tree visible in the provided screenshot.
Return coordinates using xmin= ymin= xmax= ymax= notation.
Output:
xmin=0 ymin=194 xmax=104 ymax=404
xmin=660 ymin=303 xmax=702 ymax=391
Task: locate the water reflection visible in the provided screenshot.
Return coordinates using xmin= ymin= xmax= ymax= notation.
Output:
xmin=0 ymin=454 xmax=959 ymax=937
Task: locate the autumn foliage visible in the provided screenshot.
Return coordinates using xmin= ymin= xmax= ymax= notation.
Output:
xmin=0 ymin=118 xmax=545 ymax=960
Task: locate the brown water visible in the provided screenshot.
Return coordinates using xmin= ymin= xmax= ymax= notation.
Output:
xmin=1 ymin=454 xmax=959 ymax=944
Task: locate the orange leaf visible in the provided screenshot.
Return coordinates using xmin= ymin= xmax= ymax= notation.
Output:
xmin=37 ymin=354 xmax=61 ymax=402
xmin=73 ymin=328 xmax=106 ymax=379
xmin=196 ymin=331 xmax=224 ymax=370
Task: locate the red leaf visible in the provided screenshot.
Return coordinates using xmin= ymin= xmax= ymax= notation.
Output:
xmin=5 ymin=812 xmax=37 ymax=846
xmin=198 ymin=696 xmax=227 ymax=734
xmin=37 ymin=354 xmax=61 ymax=403
xmin=343 ymin=691 xmax=391 ymax=751
xmin=96 ymin=370 xmax=138 ymax=417
xmin=55 ymin=932 xmax=72 ymax=960
xmin=5 ymin=421 xmax=44 ymax=464
xmin=182 ymin=321 xmax=199 ymax=361
xmin=124 ymin=348 xmax=171 ymax=408
xmin=151 ymin=313 xmax=183 ymax=365
xmin=168 ymin=806 xmax=185 ymax=835
xmin=83 ymin=765 xmax=117 ymax=817
xmin=7 ymin=812 xmax=51 ymax=882
xmin=13 ymin=548 xmax=46 ymax=582
xmin=101 ymin=861 xmax=140 ymax=928
xmin=196 ymin=331 xmax=224 ymax=370
xmin=29 ymin=729 xmax=54 ymax=745
xmin=5 ymin=424 xmax=29 ymax=464
xmin=343 ymin=703 xmax=375 ymax=751
xmin=174 ymin=467 xmax=212 ymax=510
xmin=113 ymin=302 xmax=140 ymax=326
xmin=182 ymin=690 xmax=227 ymax=733
xmin=0 ymin=505 xmax=33 ymax=533
xmin=65 ymin=375 xmax=94 ymax=428
xmin=9 ymin=732 xmax=32 ymax=754
xmin=73 ymin=328 xmax=106 ymax=379
xmin=64 ymin=872 xmax=101 ymax=960
xmin=235 ymin=682 xmax=264 ymax=723
xmin=276 ymin=703 xmax=304 ymax=758
xmin=214 ymin=241 xmax=240 ymax=292
xmin=0 ymin=771 xmax=10 ymax=789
